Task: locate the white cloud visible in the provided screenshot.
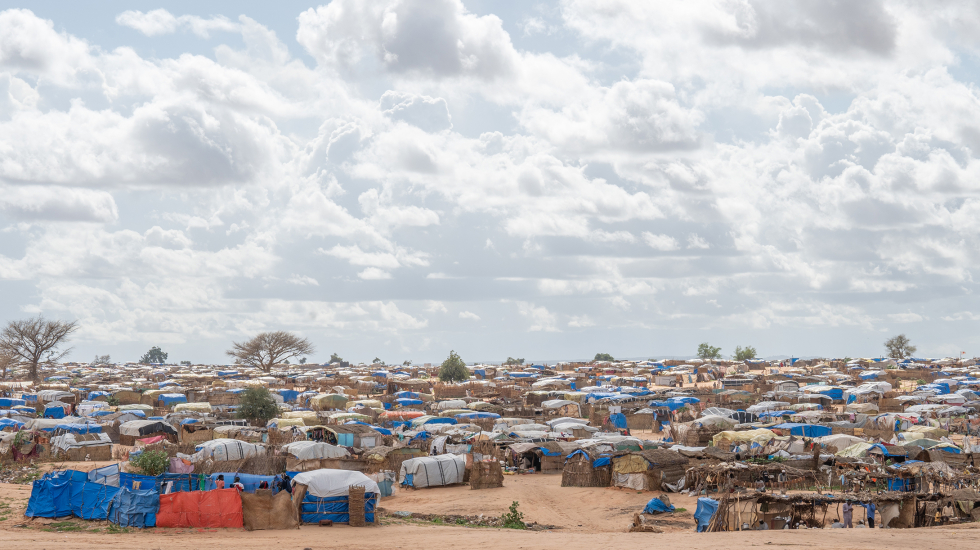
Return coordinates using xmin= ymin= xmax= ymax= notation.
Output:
xmin=458 ymin=310 xmax=480 ymax=320
xmin=642 ymin=232 xmax=679 ymax=251
xmin=358 ymin=267 xmax=392 ymax=280
xmin=116 ymin=10 xmax=239 ymax=38
xmin=687 ymin=234 xmax=710 ymax=249
xmin=515 ymin=301 xmax=559 ymax=332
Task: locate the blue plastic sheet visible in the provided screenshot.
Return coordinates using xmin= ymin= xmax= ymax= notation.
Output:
xmin=609 ymin=413 xmax=628 ymax=429
xmin=109 ymin=487 xmax=159 ymax=528
xmin=694 ymin=497 xmax=719 ymax=532
xmin=643 ymin=497 xmax=676 ymax=514
xmin=300 ymin=493 xmax=377 ymax=524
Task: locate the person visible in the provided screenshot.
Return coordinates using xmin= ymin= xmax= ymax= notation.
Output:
xmin=756 ymin=478 xmax=766 ymax=492
xmin=761 ymin=470 xmax=770 ymax=487
xmin=863 ymin=502 xmax=876 ymax=528
xmin=232 ymin=476 xmax=245 ymax=492
xmin=215 ymin=474 xmax=225 ymax=490
xmin=757 ymin=519 xmax=769 ymax=530
xmin=842 ymin=502 xmax=853 ymax=528
xmin=942 ymin=502 xmax=954 ymax=524
xmin=279 ymin=474 xmax=293 ymax=494
xmin=855 ymin=520 xmax=867 ymax=528
xmin=258 ymin=480 xmax=269 ymax=489
xmin=830 ymin=519 xmax=845 ymax=528
xmin=778 ymin=470 xmax=787 ymax=491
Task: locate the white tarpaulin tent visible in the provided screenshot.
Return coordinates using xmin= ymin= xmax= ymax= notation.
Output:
xmin=192 ymin=438 xmax=265 ymax=462
xmin=282 ymin=441 xmax=350 ymax=460
xmin=51 ymin=432 xmax=112 ymax=453
xmin=293 ymin=469 xmax=379 ymax=497
xmin=398 ymin=454 xmax=466 ymax=488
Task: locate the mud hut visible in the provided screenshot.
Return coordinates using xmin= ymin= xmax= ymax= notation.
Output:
xmin=561 ymin=449 xmax=613 ymax=487
xmin=611 ymin=449 xmax=688 ymax=491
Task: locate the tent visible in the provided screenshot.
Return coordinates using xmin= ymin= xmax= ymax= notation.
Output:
xmin=292 ymin=469 xmax=380 ymax=524
xmin=768 ymin=423 xmax=832 ymax=438
xmin=281 ymin=441 xmax=350 ymax=460
xmin=193 ymin=438 xmax=265 ymax=462
xmin=398 ymin=454 xmax=466 ymax=488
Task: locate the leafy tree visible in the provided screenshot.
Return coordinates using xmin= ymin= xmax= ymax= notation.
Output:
xmin=226 ymin=331 xmax=315 ymax=373
xmin=329 ymin=353 xmax=344 ymax=364
xmin=733 ymin=346 xmax=757 ymax=361
xmin=885 ymin=334 xmax=916 ymax=359
xmin=91 ymin=354 xmax=112 ymax=365
xmin=237 ymin=386 xmax=280 ymax=425
xmin=180 ymin=360 xmax=191 ymax=366
xmin=299 ymin=357 xmax=307 ymax=365
xmin=0 ymin=317 xmax=79 ymax=381
xmin=403 ymin=360 xmax=412 ymax=366
xmin=139 ymin=346 xmax=168 ymax=364
xmin=594 ymin=353 xmax=615 ymax=362
xmin=697 ymin=343 xmax=722 ymax=360
xmin=503 ymin=357 xmax=524 ymax=366
xmin=131 ymin=449 xmax=169 ymax=476
xmin=372 ymin=357 xmax=386 ymax=365
xmin=438 ymin=350 xmax=470 ymax=382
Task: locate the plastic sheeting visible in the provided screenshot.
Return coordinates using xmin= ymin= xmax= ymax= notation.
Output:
xmin=643 ymin=496 xmax=676 ymax=514
xmin=156 ymin=488 xmax=243 ymax=528
xmin=108 ymin=488 xmax=160 ymax=529
xmin=193 ymin=438 xmax=265 ymax=462
xmin=299 ymin=493 xmax=377 ymax=524
xmin=281 ymin=441 xmax=349 ymax=460
xmin=292 ymin=469 xmax=380 ymax=498
xmin=25 ymin=471 xmax=121 ymax=521
xmin=694 ymin=497 xmax=719 ymax=532
xmin=398 ymin=454 xmax=466 ymax=488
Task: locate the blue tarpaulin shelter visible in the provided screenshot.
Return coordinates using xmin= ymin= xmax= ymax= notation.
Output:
xmin=0 ymin=398 xmax=26 ymax=407
xmin=609 ymin=413 xmax=628 ymax=429
xmin=39 ymin=423 xmax=102 ymax=434
xmin=643 ymin=497 xmax=676 ymax=514
xmin=300 ymin=493 xmax=377 ymax=524
xmin=43 ymin=406 xmax=66 ymax=419
xmin=769 ymin=423 xmax=832 ymax=438
xmin=158 ymin=393 xmax=187 ymax=406
xmin=277 ymin=389 xmax=300 ymax=403
xmin=204 ymin=472 xmax=287 ymax=493
xmin=25 ymin=470 xmax=121 ymax=521
xmin=108 ymin=487 xmax=159 ymax=527
xmin=694 ymin=497 xmax=719 ymax=532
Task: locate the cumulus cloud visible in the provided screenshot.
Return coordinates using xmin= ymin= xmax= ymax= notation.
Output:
xmin=1 ymin=5 xmax=979 ymax=360
xmin=116 ymin=9 xmax=238 ymax=38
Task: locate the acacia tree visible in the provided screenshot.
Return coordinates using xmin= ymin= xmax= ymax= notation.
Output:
xmin=0 ymin=317 xmax=79 ymax=382
xmin=0 ymin=349 xmax=15 ymax=380
xmin=227 ymin=331 xmax=315 ymax=373
xmin=438 ymin=350 xmax=469 ymax=382
xmin=594 ymin=353 xmax=614 ymax=362
xmin=734 ymin=346 xmax=757 ymax=361
xmin=885 ymin=334 xmax=916 ymax=359
xmin=697 ymin=343 xmax=722 ymax=360
xmin=139 ymin=346 xmax=168 ymax=364
xmin=503 ymin=357 xmax=524 ymax=366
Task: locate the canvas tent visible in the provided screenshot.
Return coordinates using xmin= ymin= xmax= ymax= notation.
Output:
xmin=398 ymin=454 xmax=466 ymax=488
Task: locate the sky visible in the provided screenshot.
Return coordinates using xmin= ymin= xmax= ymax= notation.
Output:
xmin=1 ymin=1 xmax=980 ymax=365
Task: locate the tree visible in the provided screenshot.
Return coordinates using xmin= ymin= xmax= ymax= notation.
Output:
xmin=402 ymin=360 xmax=412 ymax=366
xmin=0 ymin=317 xmax=79 ymax=382
xmin=503 ymin=357 xmax=524 ymax=366
xmin=594 ymin=353 xmax=615 ymax=362
xmin=733 ymin=346 xmax=757 ymax=361
xmin=329 ymin=353 xmax=344 ymax=364
xmin=226 ymin=331 xmax=315 ymax=373
xmin=237 ymin=386 xmax=280 ymax=425
xmin=438 ymin=350 xmax=469 ymax=382
xmin=91 ymin=354 xmax=112 ymax=365
xmin=0 ymin=349 xmax=15 ymax=380
xmin=697 ymin=343 xmax=722 ymax=360
xmin=372 ymin=357 xmax=386 ymax=365
xmin=885 ymin=334 xmax=916 ymax=359
xmin=299 ymin=357 xmax=307 ymax=365
xmin=139 ymin=346 xmax=168 ymax=364
xmin=180 ymin=360 xmax=191 ymax=366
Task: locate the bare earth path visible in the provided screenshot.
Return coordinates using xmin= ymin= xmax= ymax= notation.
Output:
xmin=2 ymin=472 xmax=978 ymax=550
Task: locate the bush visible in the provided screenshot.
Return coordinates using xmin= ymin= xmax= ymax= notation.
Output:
xmin=237 ymin=386 xmax=279 ymax=425
xmin=501 ymin=501 xmax=526 ymax=529
xmin=438 ymin=350 xmax=469 ymax=383
xmin=131 ymin=449 xmax=169 ymax=476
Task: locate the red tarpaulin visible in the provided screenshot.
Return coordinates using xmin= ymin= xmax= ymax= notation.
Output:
xmin=156 ymin=488 xmax=243 ymax=528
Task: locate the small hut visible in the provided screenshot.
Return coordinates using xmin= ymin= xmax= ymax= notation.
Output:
xmin=611 ymin=449 xmax=688 ymax=491
xmin=469 ymin=461 xmax=504 ymax=490
xmin=561 ymin=449 xmax=613 ymax=487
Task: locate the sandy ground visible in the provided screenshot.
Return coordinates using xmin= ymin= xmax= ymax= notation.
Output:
xmin=3 ymin=473 xmax=980 ymax=550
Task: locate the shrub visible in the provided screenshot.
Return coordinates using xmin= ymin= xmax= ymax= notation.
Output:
xmin=131 ymin=449 xmax=169 ymax=476
xmin=501 ymin=501 xmax=526 ymax=529
xmin=237 ymin=386 xmax=279 ymax=425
